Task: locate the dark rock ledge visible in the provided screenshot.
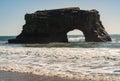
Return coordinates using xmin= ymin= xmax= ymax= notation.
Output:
xmin=8 ymin=7 xmax=111 ymax=43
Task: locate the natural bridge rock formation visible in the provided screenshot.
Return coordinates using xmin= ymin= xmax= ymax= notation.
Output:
xmin=8 ymin=7 xmax=111 ymax=43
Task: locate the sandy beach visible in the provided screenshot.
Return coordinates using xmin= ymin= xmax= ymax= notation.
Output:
xmin=0 ymin=70 xmax=88 ymax=81
xmin=1 ymin=70 xmax=120 ymax=81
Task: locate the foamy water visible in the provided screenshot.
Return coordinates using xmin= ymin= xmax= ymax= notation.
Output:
xmin=0 ymin=44 xmax=120 ymax=80
xmin=0 ymin=35 xmax=120 ymax=80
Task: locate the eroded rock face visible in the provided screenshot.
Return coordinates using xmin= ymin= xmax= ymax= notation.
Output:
xmin=8 ymin=7 xmax=111 ymax=43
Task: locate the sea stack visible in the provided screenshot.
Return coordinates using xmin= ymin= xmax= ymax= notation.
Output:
xmin=8 ymin=7 xmax=111 ymax=43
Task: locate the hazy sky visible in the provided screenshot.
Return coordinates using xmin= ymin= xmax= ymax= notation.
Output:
xmin=0 ymin=0 xmax=120 ymax=36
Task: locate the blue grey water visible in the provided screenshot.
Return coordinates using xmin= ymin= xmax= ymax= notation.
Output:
xmin=0 ymin=35 xmax=120 ymax=48
xmin=0 ymin=35 xmax=120 ymax=80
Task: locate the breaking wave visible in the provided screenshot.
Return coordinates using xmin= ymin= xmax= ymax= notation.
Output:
xmin=0 ymin=34 xmax=120 ymax=80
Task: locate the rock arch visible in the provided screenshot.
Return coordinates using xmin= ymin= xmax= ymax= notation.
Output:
xmin=8 ymin=7 xmax=111 ymax=43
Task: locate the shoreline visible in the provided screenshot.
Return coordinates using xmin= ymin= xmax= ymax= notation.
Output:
xmin=0 ymin=46 xmax=119 ymax=81
xmin=0 ymin=69 xmax=119 ymax=81
xmin=0 ymin=70 xmax=85 ymax=81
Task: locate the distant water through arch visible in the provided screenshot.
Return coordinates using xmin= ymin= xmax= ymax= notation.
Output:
xmin=67 ymin=29 xmax=85 ymax=42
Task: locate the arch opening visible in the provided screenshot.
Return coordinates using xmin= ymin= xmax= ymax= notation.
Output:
xmin=67 ymin=29 xmax=85 ymax=42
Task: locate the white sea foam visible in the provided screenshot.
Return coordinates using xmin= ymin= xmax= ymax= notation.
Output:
xmin=0 ymin=45 xmax=120 ymax=80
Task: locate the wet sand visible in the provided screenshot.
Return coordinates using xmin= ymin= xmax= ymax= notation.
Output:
xmin=0 ymin=70 xmax=88 ymax=81
xmin=1 ymin=70 xmax=120 ymax=81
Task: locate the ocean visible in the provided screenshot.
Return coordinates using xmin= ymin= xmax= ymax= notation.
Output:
xmin=0 ymin=35 xmax=120 ymax=80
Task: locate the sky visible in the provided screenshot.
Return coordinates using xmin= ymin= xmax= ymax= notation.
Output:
xmin=0 ymin=0 xmax=120 ymax=36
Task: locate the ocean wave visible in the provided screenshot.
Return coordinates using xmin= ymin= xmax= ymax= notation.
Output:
xmin=0 ymin=46 xmax=120 ymax=80
xmin=0 ymin=35 xmax=120 ymax=80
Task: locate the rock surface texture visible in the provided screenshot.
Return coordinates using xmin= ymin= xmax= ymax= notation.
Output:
xmin=8 ymin=7 xmax=111 ymax=43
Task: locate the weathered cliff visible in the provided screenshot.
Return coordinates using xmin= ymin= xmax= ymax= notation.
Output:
xmin=8 ymin=7 xmax=111 ymax=43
